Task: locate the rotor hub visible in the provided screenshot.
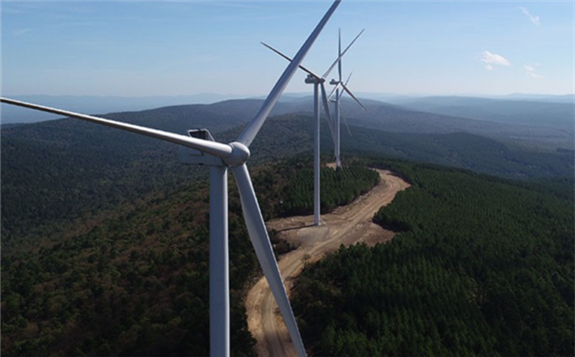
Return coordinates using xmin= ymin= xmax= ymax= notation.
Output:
xmin=225 ymin=141 xmax=250 ymax=167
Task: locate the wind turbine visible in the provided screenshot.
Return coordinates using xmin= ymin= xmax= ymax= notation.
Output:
xmin=329 ymin=29 xmax=367 ymax=169
xmin=261 ymin=30 xmax=363 ymax=226
xmin=0 ymin=1 xmax=342 ymax=356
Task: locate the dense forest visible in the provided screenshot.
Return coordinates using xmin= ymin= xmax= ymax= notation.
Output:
xmin=277 ymin=165 xmax=380 ymax=216
xmin=0 ymin=159 xmax=380 ymax=357
xmin=292 ymin=160 xmax=574 ymax=356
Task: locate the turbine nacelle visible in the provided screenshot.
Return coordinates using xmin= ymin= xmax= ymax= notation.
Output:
xmin=305 ymin=74 xmax=325 ymax=84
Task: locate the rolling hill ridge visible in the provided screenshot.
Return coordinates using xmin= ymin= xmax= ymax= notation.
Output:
xmin=2 ymin=99 xmax=573 ymax=248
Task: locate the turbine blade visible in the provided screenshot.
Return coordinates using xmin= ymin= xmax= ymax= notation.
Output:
xmin=237 ymin=0 xmax=341 ymax=148
xmin=0 ymin=97 xmax=233 ymax=159
xmin=327 ymin=82 xmax=342 ymax=102
xmin=232 ymin=164 xmax=307 ymax=357
xmin=322 ymin=29 xmax=365 ymax=79
xmin=340 ymin=82 xmax=367 ymax=111
xmin=338 ymin=28 xmax=342 ymax=81
xmin=320 ymin=83 xmax=336 ymax=142
xmin=339 ymin=102 xmax=352 ymax=136
xmin=261 ymin=42 xmax=319 ymax=79
xmin=345 ymin=71 xmax=353 ymax=87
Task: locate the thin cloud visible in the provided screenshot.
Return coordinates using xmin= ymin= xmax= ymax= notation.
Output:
xmin=480 ymin=50 xmax=510 ymax=70
xmin=520 ymin=7 xmax=540 ymax=26
xmin=524 ymin=64 xmax=543 ymax=78
xmin=13 ymin=28 xmax=32 ymax=36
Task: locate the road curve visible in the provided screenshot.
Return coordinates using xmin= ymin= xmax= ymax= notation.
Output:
xmin=245 ymin=169 xmax=410 ymax=357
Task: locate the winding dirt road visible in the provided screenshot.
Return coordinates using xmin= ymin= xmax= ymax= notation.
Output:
xmin=245 ymin=168 xmax=410 ymax=357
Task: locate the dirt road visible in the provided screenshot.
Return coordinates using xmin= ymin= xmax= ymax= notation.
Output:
xmin=245 ymin=168 xmax=410 ymax=357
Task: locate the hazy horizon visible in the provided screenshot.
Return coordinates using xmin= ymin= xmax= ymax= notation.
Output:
xmin=2 ymin=91 xmax=573 ymax=125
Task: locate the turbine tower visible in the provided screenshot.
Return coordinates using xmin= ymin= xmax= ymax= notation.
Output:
xmin=261 ymin=31 xmax=362 ymax=226
xmin=0 ymin=1 xmax=342 ymax=356
xmin=330 ymin=28 xmax=366 ymax=169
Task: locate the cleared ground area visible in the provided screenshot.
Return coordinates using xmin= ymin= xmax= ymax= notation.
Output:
xmin=246 ymin=168 xmax=410 ymax=357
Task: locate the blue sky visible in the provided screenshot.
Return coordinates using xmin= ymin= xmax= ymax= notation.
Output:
xmin=2 ymin=1 xmax=573 ymax=97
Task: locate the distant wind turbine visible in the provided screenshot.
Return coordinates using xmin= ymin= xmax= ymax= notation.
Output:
xmin=0 ymin=1 xmax=342 ymax=356
xmin=261 ymin=30 xmax=362 ymax=226
xmin=329 ymin=29 xmax=366 ymax=168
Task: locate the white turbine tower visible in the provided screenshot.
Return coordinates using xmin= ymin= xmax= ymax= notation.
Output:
xmin=261 ymin=30 xmax=362 ymax=226
xmin=330 ymin=28 xmax=366 ymax=169
xmin=0 ymin=1 xmax=342 ymax=356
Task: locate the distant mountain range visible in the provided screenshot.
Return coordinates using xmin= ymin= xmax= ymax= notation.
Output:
xmin=2 ymin=93 xmax=573 ymax=125
xmin=3 ymin=94 xmax=573 ymax=150
xmin=390 ymin=96 xmax=573 ymax=128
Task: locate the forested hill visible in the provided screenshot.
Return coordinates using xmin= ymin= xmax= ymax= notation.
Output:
xmin=0 ymin=110 xmax=316 ymax=248
xmin=293 ymin=160 xmax=574 ymax=357
xmin=3 ymin=101 xmax=573 ymax=249
xmin=392 ymin=96 xmax=574 ymax=130
xmin=4 ymin=95 xmax=572 ymax=150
